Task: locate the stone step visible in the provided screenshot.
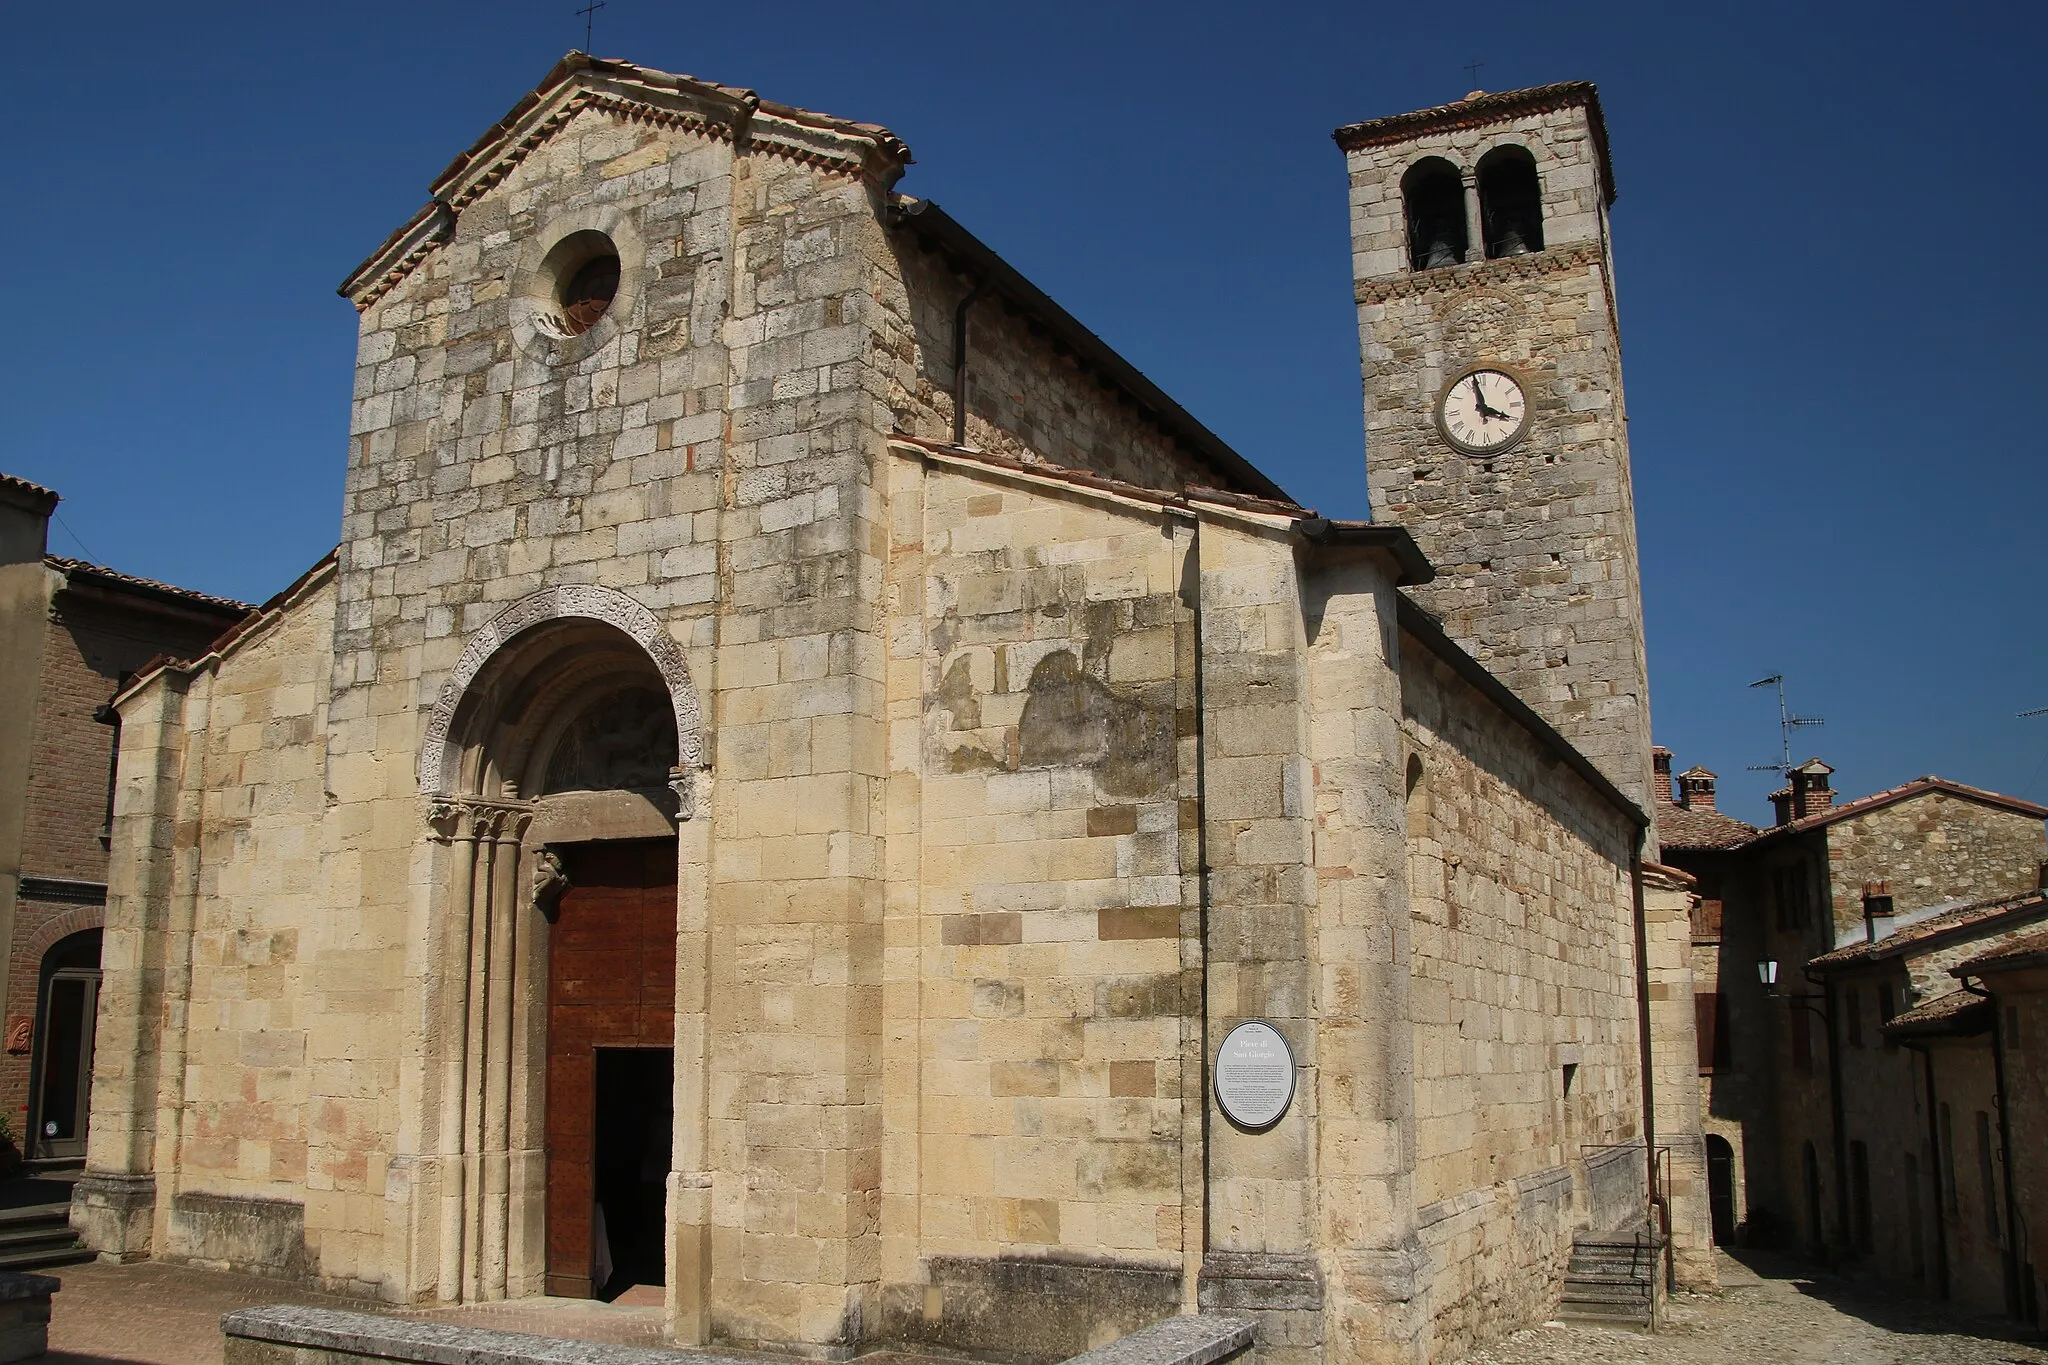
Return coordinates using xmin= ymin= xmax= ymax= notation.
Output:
xmin=0 ymin=1243 xmax=92 ymax=1273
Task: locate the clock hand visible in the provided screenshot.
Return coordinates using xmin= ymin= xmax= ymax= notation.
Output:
xmin=1469 ymin=376 xmax=1498 ymax=421
xmin=1471 ymin=376 xmax=1506 ymax=422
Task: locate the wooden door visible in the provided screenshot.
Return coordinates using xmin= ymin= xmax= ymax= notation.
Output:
xmin=545 ymin=840 xmax=677 ymax=1297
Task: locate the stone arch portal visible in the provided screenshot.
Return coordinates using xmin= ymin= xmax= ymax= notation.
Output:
xmin=412 ymin=583 xmax=709 ymax=1318
xmin=417 ymin=584 xmax=703 ymax=799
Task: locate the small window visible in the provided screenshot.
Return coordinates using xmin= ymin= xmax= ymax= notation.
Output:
xmin=1878 ymin=983 xmax=1898 ymax=1048
xmin=1846 ymin=987 xmax=1864 ymax=1048
xmin=1696 ymin=991 xmax=1730 ymax=1071
xmin=1477 ymin=144 xmax=1544 ymax=258
xmin=1792 ymin=1007 xmax=1813 ymax=1072
xmin=1402 ymin=157 xmax=1468 ymax=271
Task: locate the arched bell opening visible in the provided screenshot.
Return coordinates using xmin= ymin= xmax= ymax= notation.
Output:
xmin=1477 ymin=144 xmax=1544 ymax=259
xmin=1403 ymin=156 xmax=1469 ymax=271
xmin=422 ymin=601 xmax=703 ymax=1316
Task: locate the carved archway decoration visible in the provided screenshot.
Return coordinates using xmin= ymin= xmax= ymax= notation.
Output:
xmin=417 ymin=584 xmax=703 ymax=797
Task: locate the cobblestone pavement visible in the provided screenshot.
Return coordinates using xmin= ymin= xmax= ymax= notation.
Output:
xmin=1460 ymin=1252 xmax=2048 ymax=1365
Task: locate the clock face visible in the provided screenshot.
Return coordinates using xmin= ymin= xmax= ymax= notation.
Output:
xmin=1437 ymin=368 xmax=1529 ymax=455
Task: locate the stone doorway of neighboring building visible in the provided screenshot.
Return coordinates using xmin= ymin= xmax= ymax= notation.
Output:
xmin=544 ymin=839 xmax=677 ymax=1301
xmin=1706 ymin=1134 xmax=1737 ymax=1245
xmin=29 ymin=928 xmax=102 ymax=1162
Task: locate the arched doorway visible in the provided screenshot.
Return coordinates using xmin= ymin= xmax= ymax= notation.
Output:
xmin=29 ymin=928 xmax=102 ymax=1161
xmin=419 ymin=587 xmax=704 ymax=1312
xmin=1705 ymin=1134 xmax=1737 ymax=1246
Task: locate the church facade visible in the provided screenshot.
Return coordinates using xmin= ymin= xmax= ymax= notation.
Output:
xmin=74 ymin=57 xmax=1706 ymax=1365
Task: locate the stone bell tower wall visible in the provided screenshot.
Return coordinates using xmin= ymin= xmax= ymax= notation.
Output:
xmin=1340 ymin=89 xmax=1657 ymax=815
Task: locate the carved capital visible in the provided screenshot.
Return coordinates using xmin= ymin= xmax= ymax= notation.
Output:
xmin=669 ymin=766 xmax=697 ymax=822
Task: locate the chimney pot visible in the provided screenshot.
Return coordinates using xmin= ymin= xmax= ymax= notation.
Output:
xmin=1652 ymin=747 xmax=1674 ymax=805
xmin=1863 ymin=880 xmax=1896 ymax=942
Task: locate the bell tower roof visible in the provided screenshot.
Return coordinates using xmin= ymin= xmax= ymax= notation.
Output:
xmin=1333 ymin=81 xmax=1615 ymax=206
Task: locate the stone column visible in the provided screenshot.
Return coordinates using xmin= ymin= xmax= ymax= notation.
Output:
xmin=428 ymin=801 xmax=482 ymax=1303
xmin=481 ymin=806 xmax=526 ymax=1301
xmin=1302 ymin=557 xmax=1428 ymax=1365
xmin=1461 ymin=169 xmax=1484 ymax=264
xmin=669 ymin=767 xmax=713 ymax=1344
xmin=1192 ymin=517 xmax=1324 ymax=1365
xmin=72 ymin=671 xmax=192 ymax=1259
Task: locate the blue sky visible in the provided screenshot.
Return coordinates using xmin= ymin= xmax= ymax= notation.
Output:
xmin=5 ymin=1 xmax=2043 ymax=824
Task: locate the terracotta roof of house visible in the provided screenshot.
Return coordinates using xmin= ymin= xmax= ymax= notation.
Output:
xmin=1880 ymin=989 xmax=1991 ymax=1040
xmin=1331 ymin=82 xmax=1616 ymax=206
xmin=46 ymin=556 xmax=254 ymax=616
xmin=1809 ymin=891 xmax=2048 ymax=969
xmin=1745 ymin=776 xmax=2047 ymax=848
xmin=1654 ymin=799 xmax=1756 ymax=851
xmin=0 ymin=473 xmax=59 ymax=513
xmin=1954 ymin=925 xmax=2048 ymax=977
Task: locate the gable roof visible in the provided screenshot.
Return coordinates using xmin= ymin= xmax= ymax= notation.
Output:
xmin=46 ymin=556 xmax=254 ymax=617
xmin=1744 ymin=775 xmax=2047 ymax=848
xmin=1655 ymin=799 xmax=1756 ymax=851
xmin=1954 ymin=924 xmax=2048 ymax=977
xmin=112 ymin=550 xmax=338 ymax=710
xmin=1880 ymin=989 xmax=1991 ymax=1041
xmin=1331 ymin=82 xmax=1616 ymax=207
xmin=342 ymin=53 xmax=913 ymax=310
xmin=1809 ymin=890 xmax=2048 ymax=970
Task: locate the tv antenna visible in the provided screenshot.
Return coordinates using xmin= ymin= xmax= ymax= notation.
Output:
xmin=1746 ymin=674 xmax=1824 ymax=774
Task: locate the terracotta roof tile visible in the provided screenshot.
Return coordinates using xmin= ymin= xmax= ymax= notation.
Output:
xmin=1880 ymin=989 xmax=1991 ymax=1039
xmin=1955 ymin=925 xmax=2048 ymax=976
xmin=46 ymin=556 xmax=254 ymax=615
xmin=0 ymin=473 xmax=59 ymax=511
xmin=1746 ymin=776 xmax=2047 ymax=846
xmin=1654 ymin=799 xmax=1756 ymax=851
xmin=1810 ymin=891 xmax=2048 ymax=969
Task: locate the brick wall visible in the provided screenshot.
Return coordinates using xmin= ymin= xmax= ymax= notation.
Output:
xmin=8 ymin=584 xmax=233 ymax=1126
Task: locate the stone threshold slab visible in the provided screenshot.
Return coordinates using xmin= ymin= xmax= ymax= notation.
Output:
xmin=223 ymin=1305 xmax=1255 ymax=1365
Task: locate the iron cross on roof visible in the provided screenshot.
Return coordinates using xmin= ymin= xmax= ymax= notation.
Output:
xmin=577 ymin=0 xmax=606 ymax=50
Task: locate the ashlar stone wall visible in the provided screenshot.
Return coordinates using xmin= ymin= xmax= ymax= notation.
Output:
xmin=878 ymin=447 xmax=1199 ymax=1356
xmin=1398 ymin=636 xmax=1644 ymax=1357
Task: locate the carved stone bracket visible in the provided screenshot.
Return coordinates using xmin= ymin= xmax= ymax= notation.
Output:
xmin=668 ymin=766 xmax=697 ymax=822
xmin=532 ymin=849 xmax=569 ymax=918
xmin=417 ymin=585 xmax=704 ymax=798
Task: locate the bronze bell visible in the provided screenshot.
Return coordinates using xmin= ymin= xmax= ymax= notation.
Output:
xmin=1492 ymin=220 xmax=1531 ymax=257
xmin=1420 ymin=232 xmax=1463 ymax=270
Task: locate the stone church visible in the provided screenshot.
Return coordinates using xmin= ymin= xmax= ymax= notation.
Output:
xmin=73 ymin=55 xmax=1709 ymax=1365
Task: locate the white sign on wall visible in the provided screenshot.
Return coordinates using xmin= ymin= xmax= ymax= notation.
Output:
xmin=1213 ymin=1020 xmax=1295 ymax=1130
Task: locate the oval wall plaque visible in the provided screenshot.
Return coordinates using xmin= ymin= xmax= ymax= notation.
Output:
xmin=1213 ymin=1020 xmax=1295 ymax=1130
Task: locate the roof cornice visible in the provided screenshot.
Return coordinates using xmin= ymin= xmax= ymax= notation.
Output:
xmin=341 ymin=53 xmax=913 ymax=312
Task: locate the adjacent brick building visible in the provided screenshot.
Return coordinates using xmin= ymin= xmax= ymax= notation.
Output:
xmin=0 ymin=475 xmax=248 ymax=1165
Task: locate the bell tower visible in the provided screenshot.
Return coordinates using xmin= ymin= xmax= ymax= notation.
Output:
xmin=1336 ymin=83 xmax=1656 ymax=811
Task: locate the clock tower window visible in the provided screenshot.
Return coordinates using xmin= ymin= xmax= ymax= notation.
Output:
xmin=1402 ymin=157 xmax=1469 ymax=271
xmin=1477 ymin=145 xmax=1544 ymax=259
